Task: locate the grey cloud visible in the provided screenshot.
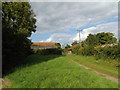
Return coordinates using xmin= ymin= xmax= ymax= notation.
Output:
xmin=87 ymin=22 xmax=118 ymax=37
xmin=30 ymin=2 xmax=118 ymax=33
xmin=30 ymin=0 xmax=119 ymax=2
xmin=43 ymin=33 xmax=73 ymax=44
xmin=41 ymin=21 xmax=118 ymax=45
xmin=79 ymin=22 xmax=118 ymax=41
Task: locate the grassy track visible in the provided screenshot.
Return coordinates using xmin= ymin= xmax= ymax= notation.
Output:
xmin=66 ymin=54 xmax=118 ymax=78
xmin=4 ymin=55 xmax=118 ymax=88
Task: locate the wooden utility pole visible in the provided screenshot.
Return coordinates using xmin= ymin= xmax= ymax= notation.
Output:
xmin=77 ymin=30 xmax=82 ymax=46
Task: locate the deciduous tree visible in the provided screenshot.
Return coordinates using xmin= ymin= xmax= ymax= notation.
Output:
xmin=2 ymin=2 xmax=36 ymax=74
xmin=71 ymin=41 xmax=78 ymax=46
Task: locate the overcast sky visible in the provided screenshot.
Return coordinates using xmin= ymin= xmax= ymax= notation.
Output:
xmin=29 ymin=1 xmax=118 ymax=45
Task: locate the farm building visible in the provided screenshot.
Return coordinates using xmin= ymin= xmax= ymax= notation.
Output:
xmin=31 ymin=42 xmax=58 ymax=49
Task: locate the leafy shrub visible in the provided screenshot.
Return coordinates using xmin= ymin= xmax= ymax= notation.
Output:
xmin=72 ymin=45 xmax=80 ymax=55
xmin=82 ymin=46 xmax=95 ymax=56
xmin=94 ymin=45 xmax=120 ymax=60
xmin=72 ymin=45 xmax=95 ymax=56
xmin=72 ymin=43 xmax=120 ymax=60
xmin=70 ymin=32 xmax=119 ymax=61
xmin=34 ymin=48 xmax=62 ymax=55
xmin=78 ymin=47 xmax=84 ymax=55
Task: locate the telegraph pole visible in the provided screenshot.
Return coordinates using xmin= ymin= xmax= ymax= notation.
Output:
xmin=77 ymin=30 xmax=81 ymax=43
xmin=77 ymin=30 xmax=82 ymax=46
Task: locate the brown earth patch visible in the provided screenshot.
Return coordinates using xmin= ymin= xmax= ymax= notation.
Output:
xmin=0 ymin=78 xmax=10 ymax=88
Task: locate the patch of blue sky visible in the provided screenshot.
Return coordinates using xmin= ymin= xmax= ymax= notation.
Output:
xmin=30 ymin=17 xmax=118 ymax=42
xmin=29 ymin=33 xmax=51 ymax=42
xmin=78 ymin=17 xmax=118 ymax=31
xmin=59 ymin=17 xmax=118 ymax=33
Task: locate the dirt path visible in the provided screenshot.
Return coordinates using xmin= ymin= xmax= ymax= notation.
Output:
xmin=70 ymin=59 xmax=119 ymax=84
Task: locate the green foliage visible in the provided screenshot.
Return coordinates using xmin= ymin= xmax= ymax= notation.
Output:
xmin=71 ymin=32 xmax=119 ymax=60
xmin=94 ymin=45 xmax=120 ymax=60
xmin=72 ymin=45 xmax=95 ymax=56
xmin=72 ymin=45 xmax=80 ymax=55
xmin=2 ymin=2 xmax=36 ymax=74
xmin=71 ymin=41 xmax=78 ymax=46
xmin=34 ymin=48 xmax=62 ymax=55
xmin=85 ymin=32 xmax=117 ymax=46
xmin=55 ymin=43 xmax=61 ymax=49
xmin=65 ymin=44 xmax=71 ymax=49
xmin=82 ymin=46 xmax=95 ymax=56
xmin=96 ymin=32 xmax=117 ymax=45
xmin=85 ymin=34 xmax=97 ymax=46
xmin=77 ymin=47 xmax=84 ymax=55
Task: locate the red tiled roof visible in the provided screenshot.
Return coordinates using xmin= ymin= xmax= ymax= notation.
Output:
xmin=68 ymin=44 xmax=80 ymax=50
xmin=32 ymin=42 xmax=56 ymax=46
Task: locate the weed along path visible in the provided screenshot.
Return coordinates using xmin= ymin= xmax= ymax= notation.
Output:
xmin=70 ymin=59 xmax=118 ymax=83
xmin=4 ymin=55 xmax=118 ymax=88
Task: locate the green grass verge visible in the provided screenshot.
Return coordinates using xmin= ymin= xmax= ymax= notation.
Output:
xmin=4 ymin=55 xmax=118 ymax=88
xmin=66 ymin=54 xmax=118 ymax=78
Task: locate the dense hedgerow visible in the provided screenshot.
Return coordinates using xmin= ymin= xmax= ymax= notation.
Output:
xmin=94 ymin=45 xmax=120 ymax=60
xmin=71 ymin=33 xmax=119 ymax=61
xmin=72 ymin=44 xmax=120 ymax=60
xmin=33 ymin=48 xmax=63 ymax=55
xmin=72 ymin=45 xmax=80 ymax=55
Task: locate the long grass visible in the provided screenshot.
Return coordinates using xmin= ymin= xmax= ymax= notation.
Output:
xmin=66 ymin=54 xmax=118 ymax=78
xmin=4 ymin=55 xmax=118 ymax=88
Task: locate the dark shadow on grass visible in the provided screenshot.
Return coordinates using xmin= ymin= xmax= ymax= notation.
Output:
xmin=22 ymin=54 xmax=61 ymax=66
xmin=3 ymin=54 xmax=63 ymax=77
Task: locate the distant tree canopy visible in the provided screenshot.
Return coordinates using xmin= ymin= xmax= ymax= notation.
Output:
xmin=71 ymin=41 xmax=78 ymax=46
xmin=55 ymin=43 xmax=61 ymax=49
xmin=85 ymin=34 xmax=97 ymax=46
xmin=85 ymin=32 xmax=117 ymax=46
xmin=65 ymin=44 xmax=71 ymax=49
xmin=96 ymin=32 xmax=117 ymax=44
xmin=2 ymin=2 xmax=36 ymax=74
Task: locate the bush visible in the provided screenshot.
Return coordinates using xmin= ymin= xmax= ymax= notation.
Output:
xmin=94 ymin=45 xmax=120 ymax=60
xmin=34 ymin=48 xmax=62 ymax=55
xmin=82 ymin=46 xmax=95 ymax=56
xmin=72 ymin=44 xmax=120 ymax=60
xmin=72 ymin=45 xmax=95 ymax=56
xmin=78 ymin=47 xmax=84 ymax=55
xmin=72 ymin=45 xmax=80 ymax=55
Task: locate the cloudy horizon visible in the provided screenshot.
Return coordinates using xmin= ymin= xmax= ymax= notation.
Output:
xmin=29 ymin=2 xmax=118 ymax=45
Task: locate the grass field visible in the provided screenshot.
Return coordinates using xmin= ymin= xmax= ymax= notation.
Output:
xmin=66 ymin=54 xmax=118 ymax=78
xmin=4 ymin=55 xmax=118 ymax=88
